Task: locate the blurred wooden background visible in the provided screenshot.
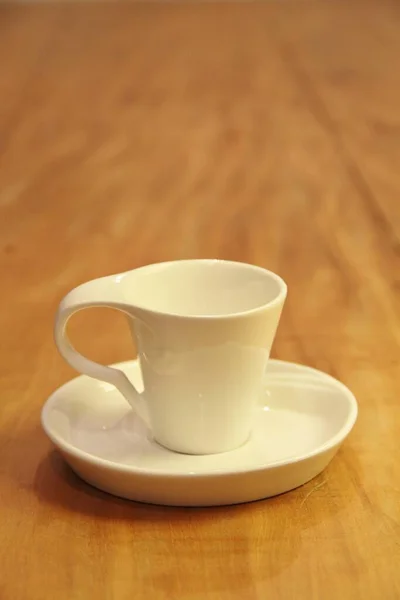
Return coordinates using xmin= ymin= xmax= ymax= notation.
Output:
xmin=0 ymin=1 xmax=399 ymax=599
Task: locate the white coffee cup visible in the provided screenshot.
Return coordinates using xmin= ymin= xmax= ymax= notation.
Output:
xmin=54 ymin=260 xmax=287 ymax=455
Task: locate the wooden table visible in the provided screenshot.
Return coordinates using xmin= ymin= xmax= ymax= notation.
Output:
xmin=1 ymin=1 xmax=399 ymax=598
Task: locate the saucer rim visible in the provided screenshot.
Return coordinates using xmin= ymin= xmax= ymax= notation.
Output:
xmin=41 ymin=359 xmax=358 ymax=478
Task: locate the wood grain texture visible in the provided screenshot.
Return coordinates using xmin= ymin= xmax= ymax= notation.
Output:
xmin=0 ymin=1 xmax=399 ymax=598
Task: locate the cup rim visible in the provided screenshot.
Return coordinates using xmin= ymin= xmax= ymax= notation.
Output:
xmin=119 ymin=259 xmax=287 ymax=320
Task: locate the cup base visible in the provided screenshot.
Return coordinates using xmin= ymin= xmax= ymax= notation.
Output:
xmin=152 ymin=433 xmax=252 ymax=456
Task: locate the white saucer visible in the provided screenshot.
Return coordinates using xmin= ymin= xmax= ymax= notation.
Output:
xmin=41 ymin=359 xmax=358 ymax=506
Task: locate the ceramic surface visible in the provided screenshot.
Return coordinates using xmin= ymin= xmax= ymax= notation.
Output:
xmin=41 ymin=359 xmax=358 ymax=507
xmin=54 ymin=260 xmax=287 ymax=454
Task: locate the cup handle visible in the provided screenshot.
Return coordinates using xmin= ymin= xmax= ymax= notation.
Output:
xmin=54 ymin=277 xmax=150 ymax=426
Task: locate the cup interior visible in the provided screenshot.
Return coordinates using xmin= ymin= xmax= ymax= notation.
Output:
xmin=123 ymin=260 xmax=286 ymax=317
